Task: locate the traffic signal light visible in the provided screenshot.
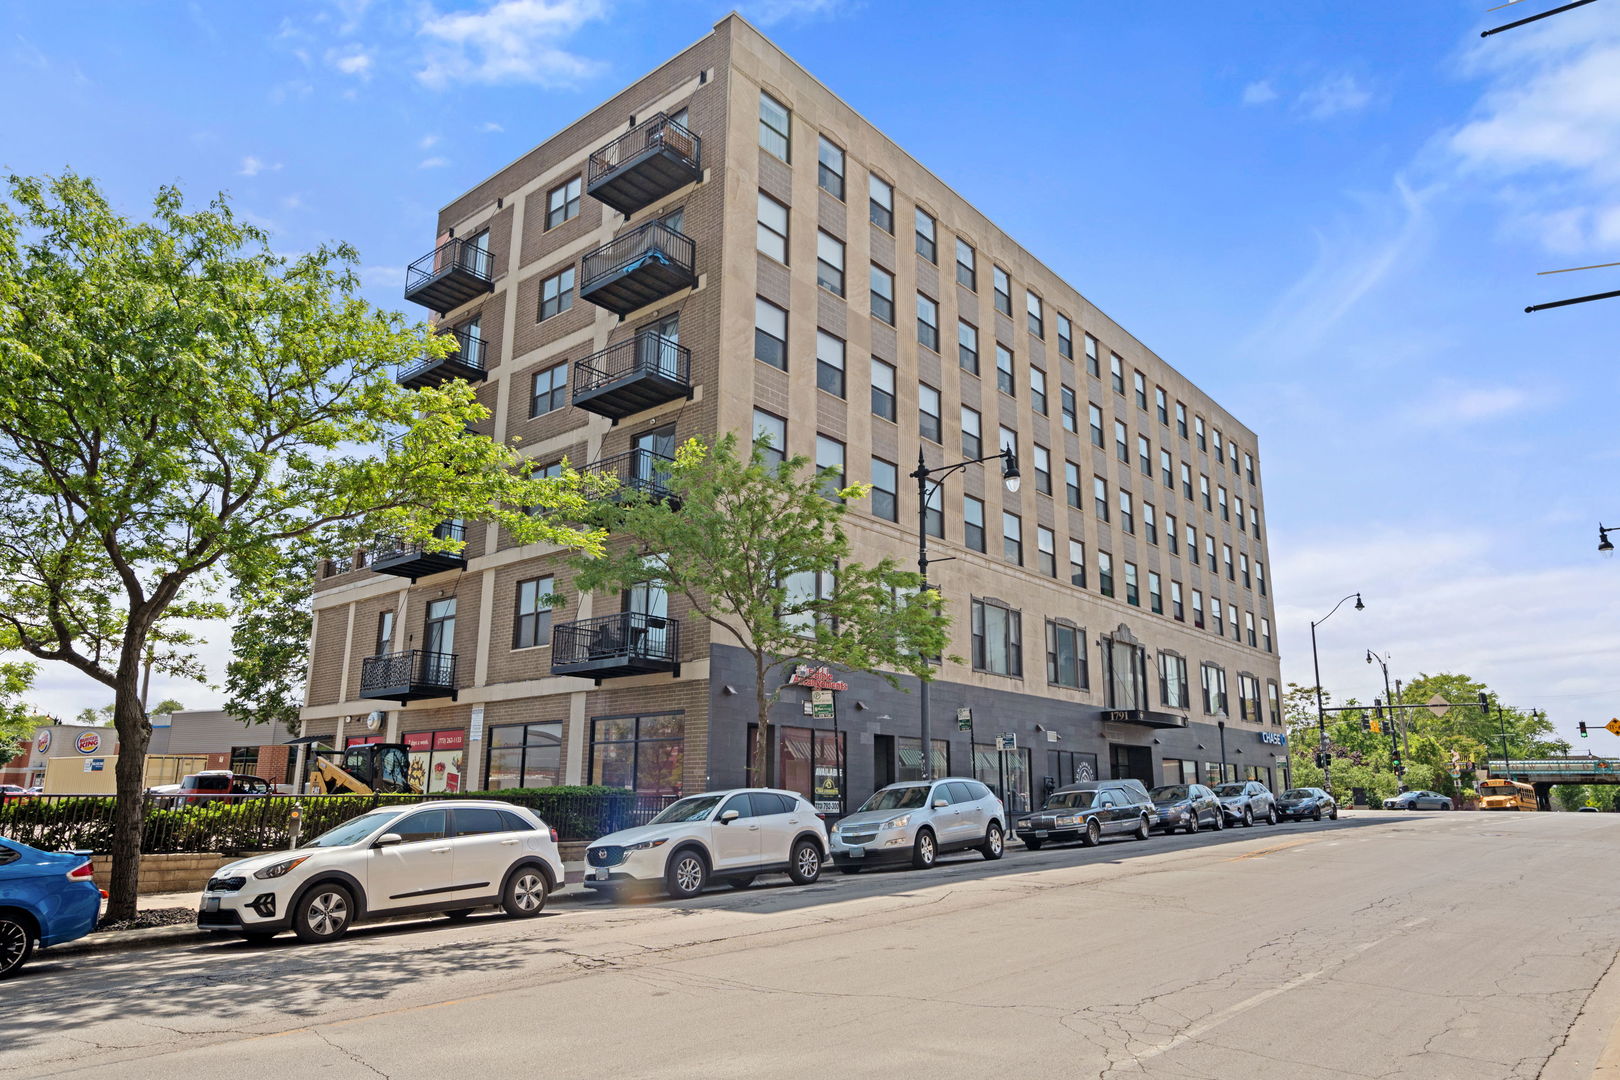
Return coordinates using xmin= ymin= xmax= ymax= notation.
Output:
xmin=1579 ymin=721 xmax=1589 ymax=738
xmin=1392 ymin=751 xmax=1404 ymax=775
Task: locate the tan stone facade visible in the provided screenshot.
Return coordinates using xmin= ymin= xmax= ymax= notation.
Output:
xmin=299 ymin=15 xmax=1284 ymax=809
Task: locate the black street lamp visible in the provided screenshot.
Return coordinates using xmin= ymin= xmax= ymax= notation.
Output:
xmin=1310 ymin=592 xmax=1364 ymax=795
xmin=1599 ymin=524 xmax=1615 ymax=556
xmin=911 ymin=445 xmax=1020 ymax=781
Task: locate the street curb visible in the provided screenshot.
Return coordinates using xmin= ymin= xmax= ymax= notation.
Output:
xmin=48 ymin=924 xmax=214 ymax=958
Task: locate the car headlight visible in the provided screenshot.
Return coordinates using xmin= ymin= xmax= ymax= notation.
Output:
xmin=1017 ymin=818 xmax=1032 ymax=829
xmin=625 ymin=838 xmax=669 ymax=851
xmin=1055 ymin=815 xmax=1078 ymax=827
xmin=881 ymin=815 xmax=911 ymax=831
xmin=829 ymin=822 xmax=841 ymax=834
xmin=253 ymin=856 xmax=310 ymax=880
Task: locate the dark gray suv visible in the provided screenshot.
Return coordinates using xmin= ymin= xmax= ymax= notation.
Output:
xmin=1014 ymin=779 xmax=1155 ymax=849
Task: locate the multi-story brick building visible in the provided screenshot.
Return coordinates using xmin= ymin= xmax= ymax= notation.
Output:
xmin=298 ymin=14 xmax=1284 ymax=814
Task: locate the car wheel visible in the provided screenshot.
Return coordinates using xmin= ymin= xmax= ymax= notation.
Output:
xmin=981 ymin=823 xmax=1005 ymax=860
xmin=502 ymin=867 xmax=548 ymax=917
xmin=1131 ymin=815 xmax=1149 ymax=841
xmin=1185 ymin=812 xmax=1200 ymax=835
xmin=1266 ymin=806 xmax=1279 ymax=826
xmin=839 ymin=865 xmax=862 ymax=875
xmin=665 ymin=850 xmax=708 ymax=899
xmin=1330 ymin=806 xmax=1339 ymax=820
xmin=293 ymin=883 xmax=354 ymax=944
xmin=1080 ymin=817 xmax=1103 ymax=847
xmin=1242 ymin=807 xmax=1254 ymax=828
xmin=444 ymin=909 xmax=475 ymax=921
xmin=789 ymin=840 xmax=823 ymax=884
xmin=1212 ymin=809 xmax=1225 ymax=831
xmin=1313 ymin=809 xmax=1322 ymax=822
xmin=728 ymin=876 xmax=757 ymax=890
xmin=911 ymin=828 xmax=937 ymax=869
xmin=1023 ymin=837 xmax=1044 ymax=851
xmin=0 ymin=914 xmax=35 ymax=979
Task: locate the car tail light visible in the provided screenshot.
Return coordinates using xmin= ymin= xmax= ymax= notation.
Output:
xmin=549 ymin=827 xmax=559 ymax=843
xmin=67 ymin=860 xmax=94 ymax=882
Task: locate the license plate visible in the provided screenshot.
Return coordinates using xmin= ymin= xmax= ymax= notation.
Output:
xmin=593 ymin=869 xmax=610 ymax=881
xmin=203 ymin=896 xmax=220 ymax=912
xmin=1034 ymin=830 xmax=1049 ymax=838
xmin=846 ymin=846 xmax=864 ymax=858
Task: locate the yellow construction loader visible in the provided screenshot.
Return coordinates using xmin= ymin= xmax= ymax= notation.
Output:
xmin=307 ymin=743 xmax=417 ymax=795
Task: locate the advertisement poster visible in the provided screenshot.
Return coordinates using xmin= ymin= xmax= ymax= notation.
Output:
xmin=405 ymin=730 xmax=465 ymax=794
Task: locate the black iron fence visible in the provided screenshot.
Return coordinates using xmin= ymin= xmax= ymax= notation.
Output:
xmin=359 ymin=649 xmax=458 ymax=695
xmin=369 ymin=520 xmax=467 ymax=565
xmin=574 ymin=332 xmax=691 ymax=396
xmin=400 ymin=326 xmax=486 ymax=382
xmin=405 ymin=237 xmax=494 ymax=292
xmin=580 ymin=220 xmax=695 ymax=291
xmin=0 ymin=791 xmax=678 ymax=854
xmin=581 ymin=448 xmax=678 ymax=503
xmin=552 ymin=610 xmax=680 ymax=669
xmin=588 ymin=112 xmax=701 ymax=185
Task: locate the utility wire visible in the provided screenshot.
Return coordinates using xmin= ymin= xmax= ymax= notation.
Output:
xmin=1482 ymin=0 xmax=1600 ymax=37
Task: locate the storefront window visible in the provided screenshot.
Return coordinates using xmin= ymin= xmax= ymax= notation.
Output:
xmin=1046 ymin=750 xmax=1099 ymax=790
xmin=896 ymin=736 xmax=949 ymax=783
xmin=589 ymin=714 xmax=684 ymax=795
xmin=485 ymin=722 xmax=562 ymax=790
xmin=974 ymin=743 xmax=1033 ymax=813
xmin=749 ymin=725 xmax=847 ymax=815
xmin=404 ymin=730 xmax=465 ymax=793
xmin=230 ymin=746 xmax=259 ymax=773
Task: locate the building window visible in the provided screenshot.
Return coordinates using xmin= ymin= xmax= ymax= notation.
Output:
xmin=1213 ymin=428 xmax=1224 ymax=463
xmin=754 ymin=297 xmax=787 ymax=370
xmin=869 ymin=264 xmax=895 ymax=324
xmin=915 ymin=207 xmax=937 ymax=263
xmin=545 ymin=175 xmax=582 ymax=229
xmin=1219 ymin=485 xmax=1230 ymax=521
xmin=971 ymin=598 xmax=1022 ymax=676
xmin=1057 ymin=313 xmax=1073 ymax=358
xmin=1061 ymin=386 xmax=1077 ymax=433
xmin=871 ymin=357 xmax=897 ymax=421
xmin=374 ymin=610 xmax=395 ymax=657
xmin=869 ymin=173 xmax=894 ymax=232
xmin=961 ymin=405 xmax=982 ymax=458
xmin=815 ymin=435 xmax=845 ymax=501
xmin=993 ymin=265 xmax=1011 ymax=315
xmin=998 ymin=425 xmax=1017 ymax=464
xmin=1238 ymin=674 xmax=1261 ymax=722
xmin=995 ymin=345 xmax=1015 ymax=396
xmin=1065 ymin=461 xmax=1081 ymax=508
xmin=1085 ymin=333 xmax=1100 ymax=378
xmin=1138 ymin=435 xmax=1152 ymax=477
xmin=759 ymin=92 xmax=790 ymax=159
xmin=1098 ymin=551 xmax=1114 ymax=597
xmin=916 ymin=293 xmax=939 ymax=350
xmin=229 ymin=746 xmax=259 ymax=773
xmin=964 ymin=494 xmax=985 ymax=551
xmin=1089 ymin=403 xmax=1104 ymax=448
xmin=1251 ymin=505 xmax=1261 ymax=536
xmin=591 ymin=713 xmax=683 ymax=795
xmin=1144 ymin=502 xmax=1157 ymax=544
xmin=1181 ymin=462 xmax=1193 ymax=500
xmin=1201 ymin=663 xmax=1228 ymax=716
xmin=1094 ymin=475 xmax=1109 ymax=520
xmin=957 ymin=320 xmax=979 ymax=374
xmin=1223 ymin=543 xmax=1235 ymax=581
xmin=1148 ymin=571 xmax=1163 ymax=615
xmin=1133 ymin=370 xmax=1147 ymax=410
xmin=783 ymin=568 xmax=834 ymax=637
xmin=753 ymin=408 xmax=787 ymax=468
xmin=1244 ymin=611 xmax=1256 ymax=647
xmin=539 ymin=267 xmax=574 ymax=320
xmin=815 ymin=330 xmax=845 ymax=397
xmin=1069 ymin=540 xmax=1086 ymax=588
xmin=1114 ymin=420 xmax=1128 ymax=462
xmin=1026 ymin=291 xmax=1044 ymax=337
xmin=817 ymin=136 xmax=844 ymax=198
xmin=1159 ymin=652 xmax=1189 ymax=710
xmin=919 ymin=383 xmax=941 ymax=443
xmin=513 ymin=576 xmax=554 ymax=649
xmin=1029 ymin=366 xmax=1048 ymax=415
xmin=1037 ymin=526 xmax=1057 ymax=577
xmin=1171 ymin=580 xmax=1184 ymax=620
xmin=871 ymin=457 xmax=898 ymax=521
xmin=1166 ymin=511 xmax=1179 ymax=554
xmin=1002 ymin=511 xmax=1023 ymax=565
xmin=1192 ymin=588 xmax=1204 ymax=628
xmin=1205 ymin=534 xmax=1216 ymax=570
xmin=1245 ymin=451 xmax=1255 ymax=484
xmin=1176 ymin=401 xmax=1188 ymax=438
xmin=1109 ymin=354 xmax=1125 ymax=395
xmin=1235 ymin=495 xmax=1246 ymax=534
xmin=1119 ymin=490 xmax=1134 ymax=534
xmin=1268 ymin=680 xmax=1281 ymax=724
xmin=1033 ymin=444 xmax=1052 ymax=495
xmin=756 ymin=191 xmax=789 ymax=262
xmin=530 ymin=362 xmax=568 ymax=416
xmin=816 ymin=230 xmax=845 ymax=295
xmin=487 ymin=722 xmax=562 ymax=790
xmin=1155 ymin=386 xmax=1168 ymax=425
xmin=955 ymin=238 xmax=976 ymax=290
xmin=1199 ymin=473 xmax=1211 ymax=510
xmin=1195 ymin=415 xmax=1207 ymax=450
xmin=1256 ymin=559 xmax=1266 ymax=596
xmin=1210 ymin=595 xmax=1222 ymax=634
xmin=1161 ymin=448 xmax=1174 ymax=489
xmin=1124 ymin=561 xmax=1140 ymax=606
xmin=1261 ymin=617 xmax=1273 ymax=652
xmin=1046 ymin=621 xmax=1084 ymax=688
xmin=1185 ymin=523 xmax=1198 ymax=563
xmin=924 ymin=483 xmax=943 ymax=538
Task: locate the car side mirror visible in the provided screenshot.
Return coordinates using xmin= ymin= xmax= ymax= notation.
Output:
xmin=932 ymin=799 xmax=949 ymax=809
xmin=719 ymin=809 xmax=740 ymax=824
xmin=374 ymin=833 xmax=403 ymax=847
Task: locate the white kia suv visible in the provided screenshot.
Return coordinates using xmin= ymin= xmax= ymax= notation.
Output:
xmin=583 ymin=789 xmax=828 ymax=899
xmin=197 ymin=800 xmax=564 ymax=943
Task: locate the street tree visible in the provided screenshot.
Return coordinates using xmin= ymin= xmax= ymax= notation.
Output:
xmin=569 ymin=434 xmax=950 ymax=787
xmin=0 ymin=172 xmax=605 ymax=917
xmin=0 ymin=661 xmax=39 ymax=760
xmin=224 ymin=550 xmax=310 ymax=734
xmin=150 ymin=698 xmax=186 ymax=715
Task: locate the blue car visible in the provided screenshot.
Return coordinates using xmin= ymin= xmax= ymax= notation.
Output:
xmin=0 ymin=836 xmax=102 ymax=978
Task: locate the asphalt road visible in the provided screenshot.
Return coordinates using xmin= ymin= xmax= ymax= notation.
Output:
xmin=7 ymin=810 xmax=1620 ymax=1080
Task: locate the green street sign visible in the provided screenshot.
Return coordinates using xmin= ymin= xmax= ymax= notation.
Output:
xmin=956 ymin=706 xmax=973 ymax=731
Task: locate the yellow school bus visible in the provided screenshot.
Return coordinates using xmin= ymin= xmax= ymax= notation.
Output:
xmin=1478 ymin=778 xmax=1538 ymax=811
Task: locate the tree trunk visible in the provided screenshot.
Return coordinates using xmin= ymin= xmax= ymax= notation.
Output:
xmin=755 ymin=652 xmax=773 ymax=788
xmin=106 ymin=662 xmax=153 ymax=922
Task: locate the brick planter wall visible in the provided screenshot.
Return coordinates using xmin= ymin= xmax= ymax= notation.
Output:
xmin=92 ymin=852 xmax=271 ymax=896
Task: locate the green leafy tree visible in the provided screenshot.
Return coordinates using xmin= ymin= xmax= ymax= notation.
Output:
xmin=149 ymin=698 xmax=185 ymax=715
xmin=0 ymin=661 xmax=39 ymax=760
xmin=224 ymin=549 xmax=310 ymax=734
xmin=74 ymin=704 xmax=114 ymax=727
xmin=0 ymin=172 xmax=604 ymax=917
xmin=570 ymin=435 xmax=950 ymax=787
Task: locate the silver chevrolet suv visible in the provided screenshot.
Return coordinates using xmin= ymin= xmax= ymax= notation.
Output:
xmin=829 ymin=778 xmax=1006 ymax=872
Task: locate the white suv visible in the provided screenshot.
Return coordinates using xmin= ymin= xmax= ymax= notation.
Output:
xmin=584 ymin=789 xmax=828 ymax=899
xmin=197 ymin=800 xmax=564 ymax=943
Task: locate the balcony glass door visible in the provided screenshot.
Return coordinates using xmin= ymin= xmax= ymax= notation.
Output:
xmin=641 ymin=313 xmax=680 ymax=378
xmin=462 ymin=229 xmax=490 ymax=276
xmin=627 ymin=574 xmax=669 ymax=660
xmin=423 ymin=598 xmax=456 ymax=683
xmin=632 ymin=426 xmax=676 ymax=492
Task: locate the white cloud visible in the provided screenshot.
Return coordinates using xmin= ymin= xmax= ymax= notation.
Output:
xmin=419 ymin=156 xmax=449 ymax=169
xmin=327 ymin=44 xmax=374 ymax=78
xmin=416 ymin=0 xmax=608 ymax=89
xmin=479 ymin=120 xmax=504 ymax=133
xmin=1397 ymin=379 xmax=1547 ymax=427
xmin=1297 ymin=74 xmax=1372 ymax=119
xmin=419 ymin=133 xmax=441 ymax=149
xmin=1241 ymin=79 xmax=1277 ymax=106
xmin=742 ymin=0 xmax=848 ymax=25
xmin=238 ymin=155 xmax=283 ymax=177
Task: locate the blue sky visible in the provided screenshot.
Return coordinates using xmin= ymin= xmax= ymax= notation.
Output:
xmin=4 ymin=0 xmax=1618 ymax=743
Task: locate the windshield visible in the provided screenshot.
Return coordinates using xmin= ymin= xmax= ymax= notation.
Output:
xmin=1281 ymin=789 xmax=1315 ymax=799
xmin=1149 ymin=785 xmax=1188 ymax=802
xmin=1044 ymin=790 xmax=1097 ymax=810
xmin=858 ymin=786 xmax=930 ymax=813
xmin=304 ymin=810 xmax=398 ymax=848
xmin=1213 ymin=783 xmax=1247 ymax=797
xmin=649 ymin=794 xmax=725 ymax=824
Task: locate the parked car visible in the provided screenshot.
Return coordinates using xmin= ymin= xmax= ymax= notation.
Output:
xmin=0 ymin=836 xmax=102 ymax=978
xmin=0 ymin=785 xmax=27 ymax=805
xmin=1277 ymin=787 xmax=1338 ymax=822
xmin=829 ymin=779 xmax=1005 ymax=871
xmin=1213 ymin=780 xmax=1278 ymax=826
xmin=1577 ymin=806 xmax=1600 ymax=813
xmin=586 ymin=789 xmax=830 ymax=899
xmin=169 ymin=771 xmax=273 ymax=806
xmin=197 ymin=800 xmax=563 ymax=943
xmin=1383 ymin=790 xmax=1451 ymax=811
xmin=1148 ymin=783 xmax=1224 ymax=834
xmin=1014 ymin=779 xmax=1155 ymax=849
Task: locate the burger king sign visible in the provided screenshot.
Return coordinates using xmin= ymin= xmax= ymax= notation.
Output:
xmin=75 ymin=730 xmax=102 ymax=755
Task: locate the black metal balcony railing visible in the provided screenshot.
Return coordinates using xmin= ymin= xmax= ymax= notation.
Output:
xmin=368 ymin=521 xmax=468 ymax=581
xmin=399 ymin=327 xmax=488 ymax=390
xmin=572 ymin=331 xmax=692 ymax=421
xmin=360 ymin=649 xmax=458 ymax=702
xmin=582 ymin=448 xmax=680 ymax=506
xmin=586 ymin=113 xmax=702 ymax=216
xmin=403 ymin=238 xmax=495 ymax=314
xmin=551 ymin=611 xmax=680 ymax=680
xmin=579 ymin=220 xmax=696 ymax=316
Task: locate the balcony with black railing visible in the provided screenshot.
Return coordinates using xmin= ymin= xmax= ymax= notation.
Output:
xmin=403 ymin=237 xmax=495 ymax=314
xmin=579 ymin=220 xmax=696 ymax=316
xmin=582 ymin=448 xmax=680 ymax=507
xmin=572 ymin=331 xmax=692 ymax=421
xmin=586 ymin=113 xmax=702 ymax=216
xmin=359 ymin=649 xmax=458 ymax=703
xmin=551 ymin=611 xmax=680 ymax=680
xmin=368 ymin=521 xmax=468 ymax=581
xmin=399 ymin=326 xmax=488 ymax=390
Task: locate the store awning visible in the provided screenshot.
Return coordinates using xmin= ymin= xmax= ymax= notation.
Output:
xmin=1101 ymin=709 xmax=1187 ymax=729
